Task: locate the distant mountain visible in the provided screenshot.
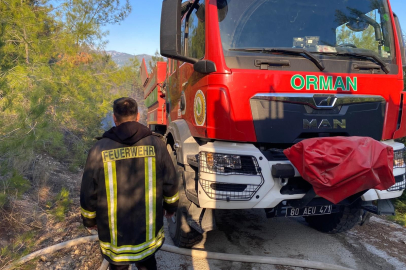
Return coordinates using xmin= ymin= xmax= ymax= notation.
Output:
xmin=106 ymin=50 xmax=154 ymax=68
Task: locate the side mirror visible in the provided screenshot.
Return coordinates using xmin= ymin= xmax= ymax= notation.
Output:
xmin=160 ymin=0 xmax=216 ymax=74
xmin=160 ymin=0 xmax=183 ymax=60
xmin=393 ymin=13 xmax=406 ymax=67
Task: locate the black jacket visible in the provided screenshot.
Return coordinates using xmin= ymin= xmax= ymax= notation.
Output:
xmin=80 ymin=121 xmax=178 ymax=264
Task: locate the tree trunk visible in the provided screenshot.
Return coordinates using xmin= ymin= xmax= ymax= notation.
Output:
xmin=23 ymin=27 xmax=29 ymax=64
xmin=21 ymin=0 xmax=29 ymax=64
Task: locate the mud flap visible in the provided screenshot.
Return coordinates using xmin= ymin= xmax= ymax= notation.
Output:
xmin=186 ymin=203 xmax=216 ymax=234
xmin=377 ymin=199 xmax=395 ymax=216
xmin=362 ymin=199 xmax=395 ymax=216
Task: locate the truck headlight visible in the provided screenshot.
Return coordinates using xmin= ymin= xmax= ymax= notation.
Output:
xmin=200 ymin=152 xmax=259 ymax=175
xmin=394 ymin=149 xmax=406 ymax=168
xmin=205 ymin=153 xmax=242 ymax=172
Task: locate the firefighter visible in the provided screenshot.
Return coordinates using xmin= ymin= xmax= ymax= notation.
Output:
xmin=80 ymin=97 xmax=178 ymax=270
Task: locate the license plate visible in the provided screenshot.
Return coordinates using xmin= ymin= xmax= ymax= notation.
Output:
xmin=286 ymin=205 xmax=332 ymax=217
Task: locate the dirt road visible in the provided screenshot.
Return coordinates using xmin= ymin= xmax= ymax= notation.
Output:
xmin=156 ymin=209 xmax=406 ymax=270
xmin=8 ymin=156 xmax=403 ymax=270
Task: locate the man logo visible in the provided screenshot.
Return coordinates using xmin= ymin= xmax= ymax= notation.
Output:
xmin=303 ymin=119 xmax=347 ymax=129
xmin=313 ymin=95 xmax=337 ymax=108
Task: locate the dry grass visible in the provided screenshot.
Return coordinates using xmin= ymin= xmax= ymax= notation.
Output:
xmin=0 ymin=155 xmax=78 ymax=269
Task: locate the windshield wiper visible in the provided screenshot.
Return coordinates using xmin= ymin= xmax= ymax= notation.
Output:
xmin=229 ymin=47 xmax=325 ymax=71
xmin=334 ymin=51 xmax=390 ymax=74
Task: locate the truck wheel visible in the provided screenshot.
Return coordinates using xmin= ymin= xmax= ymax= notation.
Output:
xmin=304 ymin=205 xmax=362 ymax=234
xmin=166 ymin=144 xmax=203 ymax=248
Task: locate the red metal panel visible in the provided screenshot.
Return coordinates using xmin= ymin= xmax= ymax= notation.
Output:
xmin=143 ymin=60 xmax=168 ymax=127
xmin=143 ymin=61 xmax=167 ymax=99
xmin=157 ymin=62 xmax=167 ymax=85
xmin=206 ymin=85 xmax=247 ymax=141
xmin=147 ymin=103 xmax=159 ymax=125
xmin=206 ymin=0 xmax=230 ymax=74
xmin=387 ymin=0 xmax=404 ymax=78
xmin=140 ymin=59 xmax=149 ymax=87
xmin=147 ymin=97 xmax=167 ymax=126
xmin=221 ymin=70 xmax=403 ymax=141
xmin=393 ymin=92 xmax=406 ymax=139
xmin=387 ymin=0 xmax=405 ymax=139
xmin=144 ymin=67 xmax=157 ymax=99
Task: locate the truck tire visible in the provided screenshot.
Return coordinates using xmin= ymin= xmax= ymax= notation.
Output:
xmin=166 ymin=144 xmax=203 ymax=248
xmin=304 ymin=204 xmax=362 ymax=234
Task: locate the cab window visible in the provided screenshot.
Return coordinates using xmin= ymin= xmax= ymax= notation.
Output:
xmin=181 ymin=0 xmax=205 ymax=59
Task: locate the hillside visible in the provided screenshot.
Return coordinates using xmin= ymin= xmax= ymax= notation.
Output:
xmin=106 ymin=50 xmax=153 ymax=67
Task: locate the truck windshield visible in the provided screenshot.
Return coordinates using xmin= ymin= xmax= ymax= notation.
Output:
xmin=218 ymin=0 xmax=395 ymax=62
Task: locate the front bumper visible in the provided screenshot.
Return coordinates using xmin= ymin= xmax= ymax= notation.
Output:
xmin=197 ymin=140 xmax=405 ymax=209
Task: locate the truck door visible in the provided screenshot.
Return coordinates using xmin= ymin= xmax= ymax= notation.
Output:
xmin=178 ymin=0 xmax=207 ymax=137
xmin=167 ymin=58 xmax=180 ymax=124
xmin=167 ymin=0 xmax=207 ymax=136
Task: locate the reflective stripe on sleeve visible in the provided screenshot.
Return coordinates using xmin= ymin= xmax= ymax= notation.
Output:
xmin=164 ymin=192 xmax=179 ymax=204
xmin=81 ymin=207 xmax=96 ymax=219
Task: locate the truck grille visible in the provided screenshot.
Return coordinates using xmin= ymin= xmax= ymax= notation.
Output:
xmin=199 ymin=179 xmax=262 ymax=201
xmin=250 ymin=94 xmax=385 ymax=143
xmin=388 ymin=175 xmax=406 ymax=192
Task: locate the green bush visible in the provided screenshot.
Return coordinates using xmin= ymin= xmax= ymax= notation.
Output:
xmin=0 ymin=171 xmax=31 ymax=207
xmin=390 ymin=192 xmax=406 ymax=226
xmin=0 ymin=231 xmax=36 ymax=266
xmin=50 ymin=187 xmax=72 ymax=222
xmin=9 ymin=172 xmax=31 ymax=197
xmin=0 ymin=193 xmax=6 ymax=208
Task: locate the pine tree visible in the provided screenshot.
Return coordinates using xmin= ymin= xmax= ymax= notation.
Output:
xmin=61 ymin=0 xmax=131 ymax=48
xmin=0 ymin=0 xmax=138 ymax=199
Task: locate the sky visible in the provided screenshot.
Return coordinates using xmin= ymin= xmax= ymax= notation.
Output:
xmin=103 ymin=0 xmax=406 ymax=56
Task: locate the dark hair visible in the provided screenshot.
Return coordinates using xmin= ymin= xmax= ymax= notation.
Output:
xmin=113 ymin=97 xmax=138 ymax=122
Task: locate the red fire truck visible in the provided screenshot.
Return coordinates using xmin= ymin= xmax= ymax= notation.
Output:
xmin=151 ymin=0 xmax=406 ymax=247
xmin=140 ymin=59 xmax=168 ymax=133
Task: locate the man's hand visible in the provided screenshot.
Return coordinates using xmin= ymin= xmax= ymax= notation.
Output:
xmin=164 ymin=210 xmax=175 ymax=219
xmin=86 ymin=225 xmax=98 ymax=235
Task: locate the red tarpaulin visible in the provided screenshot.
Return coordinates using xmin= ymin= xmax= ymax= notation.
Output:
xmin=283 ymin=137 xmax=395 ymax=204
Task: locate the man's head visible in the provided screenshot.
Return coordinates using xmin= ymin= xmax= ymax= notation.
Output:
xmin=113 ymin=97 xmax=138 ymax=126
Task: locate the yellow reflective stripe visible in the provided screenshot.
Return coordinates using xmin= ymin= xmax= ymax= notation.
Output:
xmin=101 ymin=237 xmax=164 ymax=262
xmin=105 ymin=161 xmax=118 ymax=246
xmin=100 ymin=228 xmax=164 ymax=253
xmin=152 ymin=157 xmax=156 ymax=239
xmin=81 ymin=207 xmax=96 ymax=219
xmin=145 ymin=157 xmax=150 ymax=242
xmin=164 ymin=192 xmax=179 ymax=204
xmin=112 ymin=162 xmax=118 ymax=246
xmin=145 ymin=157 xmax=156 ymax=241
